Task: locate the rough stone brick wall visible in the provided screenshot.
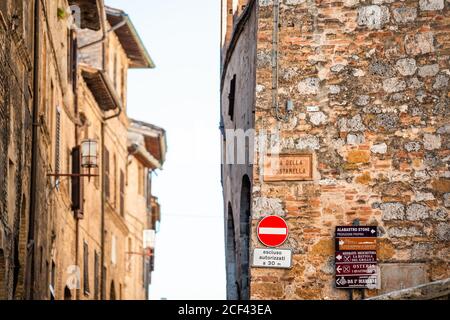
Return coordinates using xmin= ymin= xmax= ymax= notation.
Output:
xmin=0 ymin=2 xmax=34 ymax=300
xmin=249 ymin=0 xmax=449 ymax=299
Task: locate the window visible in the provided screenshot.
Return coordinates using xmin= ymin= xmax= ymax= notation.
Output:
xmin=121 ymin=67 xmax=126 ymax=104
xmin=111 ymin=235 xmax=116 ymax=265
xmin=120 ymin=170 xmax=125 ymax=217
xmin=126 ymin=238 xmax=132 ymax=272
xmin=94 ymin=135 xmax=100 ymax=189
xmin=94 ymin=251 xmax=99 ymax=300
xmin=104 ymin=147 xmax=110 ymax=199
xmin=42 ymin=34 xmax=47 ymax=115
xmin=113 ymin=54 xmax=118 ymax=88
xmin=66 ymin=147 xmax=71 ymax=194
xmin=71 ymin=146 xmax=82 ymax=212
xmin=83 ymin=242 xmax=89 ymax=295
xmin=146 ymin=172 xmax=152 ymax=209
xmin=138 ymin=164 xmax=144 ymax=196
xmin=101 ymin=266 xmax=107 ymax=299
xmin=113 ymin=155 xmax=117 ymax=207
xmin=228 ymin=75 xmax=236 ymax=121
xmin=7 ymin=159 xmax=15 ymax=226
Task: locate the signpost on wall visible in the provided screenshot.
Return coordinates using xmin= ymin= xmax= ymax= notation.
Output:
xmin=252 ymin=215 xmax=292 ymax=269
xmin=335 ymin=226 xmax=378 ymax=289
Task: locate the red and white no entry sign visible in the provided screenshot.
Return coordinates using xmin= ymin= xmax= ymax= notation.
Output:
xmin=257 ymin=215 xmax=289 ymax=247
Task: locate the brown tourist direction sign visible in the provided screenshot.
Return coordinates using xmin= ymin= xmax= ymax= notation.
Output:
xmin=335 ymin=251 xmax=376 ymax=263
xmin=263 ymin=154 xmax=313 ymax=181
xmin=335 ymin=226 xmax=378 ymax=289
xmin=335 ymin=263 xmax=377 ymax=275
xmin=336 ymin=237 xmax=377 ymax=251
xmin=335 ymin=275 xmax=378 ymax=289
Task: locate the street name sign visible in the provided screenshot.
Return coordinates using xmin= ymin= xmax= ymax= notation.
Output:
xmin=257 ymin=215 xmax=289 ymax=247
xmin=252 ymin=248 xmax=292 ymax=269
xmin=263 ymin=154 xmax=313 ymax=181
xmin=335 ymin=226 xmax=378 ymax=289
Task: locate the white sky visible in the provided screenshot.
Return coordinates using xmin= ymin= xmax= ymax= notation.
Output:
xmin=106 ymin=0 xmax=225 ymax=299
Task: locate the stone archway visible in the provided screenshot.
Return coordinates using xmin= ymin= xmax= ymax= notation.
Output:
xmin=239 ymin=175 xmax=251 ymax=300
xmin=226 ymin=202 xmax=238 ymax=300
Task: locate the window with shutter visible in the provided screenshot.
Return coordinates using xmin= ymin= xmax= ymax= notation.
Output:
xmin=71 ymin=146 xmax=81 ymax=212
xmin=113 ymin=154 xmax=117 ymax=207
xmin=104 ymin=147 xmax=110 ymax=200
xmin=120 ymin=170 xmax=124 ymax=217
xmin=111 ymin=235 xmax=116 ymax=265
xmin=101 ymin=266 xmax=107 ymax=300
xmin=94 ymin=251 xmax=99 ymax=300
xmin=83 ymin=242 xmax=89 ymax=295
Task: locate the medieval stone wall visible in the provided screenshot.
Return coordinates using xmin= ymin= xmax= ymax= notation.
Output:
xmin=249 ymin=0 xmax=449 ymax=299
xmin=0 ymin=1 xmax=34 ymax=300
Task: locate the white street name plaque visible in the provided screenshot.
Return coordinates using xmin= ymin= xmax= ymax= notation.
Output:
xmin=252 ymin=248 xmax=292 ymax=269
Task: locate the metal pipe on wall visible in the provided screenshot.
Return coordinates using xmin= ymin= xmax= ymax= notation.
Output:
xmin=26 ymin=0 xmax=40 ymax=300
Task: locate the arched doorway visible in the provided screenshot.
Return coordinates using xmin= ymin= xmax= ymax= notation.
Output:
xmin=239 ymin=175 xmax=251 ymax=300
xmin=64 ymin=286 xmax=72 ymax=300
xmin=0 ymin=248 xmax=6 ymax=300
xmin=226 ymin=203 xmax=238 ymax=300
xmin=110 ymin=280 xmax=116 ymax=300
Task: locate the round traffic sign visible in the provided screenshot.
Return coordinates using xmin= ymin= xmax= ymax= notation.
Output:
xmin=257 ymin=215 xmax=289 ymax=247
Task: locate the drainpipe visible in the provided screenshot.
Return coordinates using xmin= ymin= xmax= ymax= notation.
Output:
xmin=74 ymin=35 xmax=81 ymax=302
xmin=99 ymin=1 xmax=107 ymax=300
xmin=26 ymin=0 xmax=41 ymax=300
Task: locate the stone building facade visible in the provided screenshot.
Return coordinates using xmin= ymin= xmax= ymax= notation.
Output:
xmin=221 ymin=0 xmax=449 ymax=300
xmin=0 ymin=0 xmax=34 ymax=300
xmin=0 ymin=0 xmax=166 ymax=300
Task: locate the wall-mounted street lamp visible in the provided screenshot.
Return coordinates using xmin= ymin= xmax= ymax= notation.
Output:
xmin=81 ymin=139 xmax=98 ymax=168
xmin=47 ymin=140 xmax=99 ymax=179
xmin=47 ymin=140 xmax=99 ymax=218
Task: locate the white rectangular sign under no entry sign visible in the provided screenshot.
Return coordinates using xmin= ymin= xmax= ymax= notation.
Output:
xmin=252 ymin=248 xmax=292 ymax=269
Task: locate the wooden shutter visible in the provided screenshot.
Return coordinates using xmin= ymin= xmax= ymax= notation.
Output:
xmin=83 ymin=242 xmax=89 ymax=295
xmin=94 ymin=251 xmax=99 ymax=300
xmin=120 ymin=170 xmax=124 ymax=217
xmin=71 ymin=146 xmax=81 ymax=212
xmin=104 ymin=147 xmax=110 ymax=199
xmin=101 ymin=266 xmax=107 ymax=300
